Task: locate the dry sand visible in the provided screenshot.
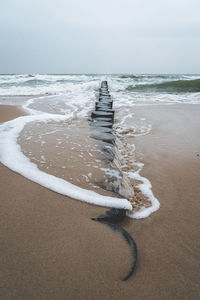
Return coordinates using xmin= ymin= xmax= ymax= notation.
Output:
xmin=0 ymin=104 xmax=200 ymax=300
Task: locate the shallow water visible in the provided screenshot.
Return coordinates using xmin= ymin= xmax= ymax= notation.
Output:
xmin=0 ymin=74 xmax=199 ymax=218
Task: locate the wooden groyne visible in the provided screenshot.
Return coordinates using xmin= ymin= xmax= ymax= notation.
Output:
xmin=90 ymin=81 xmax=137 ymax=281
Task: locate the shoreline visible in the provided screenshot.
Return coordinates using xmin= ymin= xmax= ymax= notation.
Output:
xmin=0 ymin=103 xmax=200 ymax=299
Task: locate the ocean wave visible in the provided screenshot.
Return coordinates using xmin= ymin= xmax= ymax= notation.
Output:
xmin=0 ymin=78 xmax=52 ymax=88
xmin=120 ymin=74 xmax=181 ymax=80
xmin=126 ymin=78 xmax=200 ymax=93
xmin=120 ymin=75 xmax=138 ymax=79
xmin=17 ymin=78 xmax=53 ymax=86
xmin=0 ymin=75 xmax=100 ymax=96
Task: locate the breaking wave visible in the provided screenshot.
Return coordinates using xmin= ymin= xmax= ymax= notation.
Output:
xmin=126 ymin=78 xmax=200 ymax=93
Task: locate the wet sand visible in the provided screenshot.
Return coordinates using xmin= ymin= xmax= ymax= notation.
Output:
xmin=0 ymin=105 xmax=26 ymax=123
xmin=0 ymin=104 xmax=200 ymax=299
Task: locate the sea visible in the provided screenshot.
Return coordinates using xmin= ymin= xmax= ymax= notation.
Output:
xmin=0 ymin=74 xmax=200 ymax=218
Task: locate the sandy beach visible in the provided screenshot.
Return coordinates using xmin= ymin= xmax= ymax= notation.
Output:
xmin=0 ymin=104 xmax=200 ymax=300
xmin=0 ymin=105 xmax=26 ymax=123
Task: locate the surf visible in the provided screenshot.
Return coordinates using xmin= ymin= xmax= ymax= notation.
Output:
xmin=126 ymin=78 xmax=200 ymax=93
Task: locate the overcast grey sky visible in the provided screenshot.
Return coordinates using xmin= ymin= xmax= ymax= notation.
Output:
xmin=0 ymin=0 xmax=200 ymax=74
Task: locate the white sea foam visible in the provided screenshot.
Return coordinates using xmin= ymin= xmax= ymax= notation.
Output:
xmin=127 ymin=162 xmax=160 ymax=219
xmin=0 ymin=115 xmax=132 ymax=210
xmin=0 ymin=74 xmax=101 ymax=96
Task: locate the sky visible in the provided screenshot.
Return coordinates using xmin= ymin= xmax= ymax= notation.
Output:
xmin=0 ymin=0 xmax=200 ymax=74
